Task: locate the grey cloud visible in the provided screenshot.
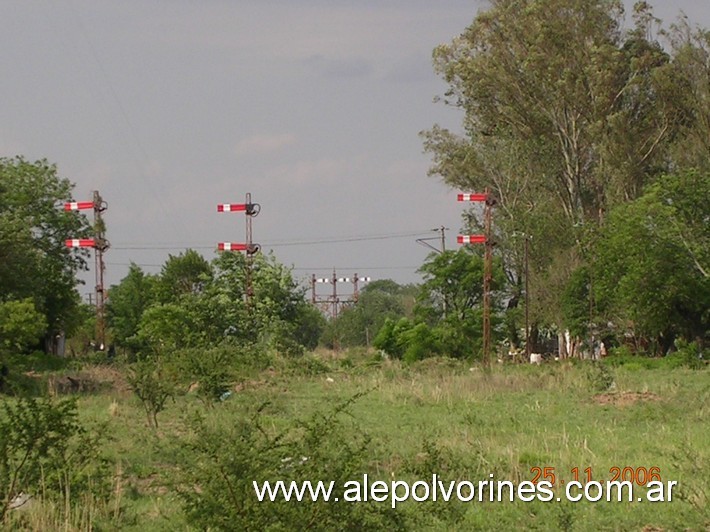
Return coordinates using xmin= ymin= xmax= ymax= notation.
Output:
xmin=302 ymin=54 xmax=374 ymax=79
xmin=383 ymin=52 xmax=434 ymax=84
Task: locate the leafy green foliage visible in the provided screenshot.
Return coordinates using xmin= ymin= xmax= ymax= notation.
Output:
xmin=0 ymin=396 xmax=110 ymax=523
xmin=410 ymin=249 xmax=504 ymax=359
xmin=126 ymin=358 xmax=174 ymax=428
xmin=106 ymin=263 xmax=158 ymax=350
xmin=176 ymin=346 xmax=233 ymax=406
xmin=373 ymin=317 xmax=412 ymax=360
xmin=0 ymin=299 xmax=47 ymax=353
xmin=585 ymin=361 xmax=615 ymax=392
xmin=0 ymin=157 xmax=91 ymax=350
xmin=110 ymin=250 xmax=322 ymax=358
xmin=137 ymin=303 xmax=200 ymax=355
xmin=322 ymin=280 xmax=414 ymax=349
xmin=560 ymin=266 xmax=592 ymax=339
xmin=592 ymin=170 xmax=710 ymax=351
xmin=178 ymin=397 xmax=404 ymax=531
xmin=422 ymin=0 xmax=707 ymax=350
xmin=155 ymin=249 xmax=212 ymax=304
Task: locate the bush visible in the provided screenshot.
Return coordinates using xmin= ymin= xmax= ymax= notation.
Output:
xmin=401 ymin=323 xmax=440 ymax=364
xmin=178 ymin=396 xmax=405 ymax=531
xmin=586 ymin=361 xmax=615 ymax=392
xmin=0 ymin=299 xmax=47 ymax=353
xmin=126 ymin=358 xmax=174 ymax=428
xmin=177 ymin=347 xmax=234 ymax=406
xmin=667 ymin=340 xmax=706 ymax=370
xmin=0 ymin=396 xmax=111 ymax=523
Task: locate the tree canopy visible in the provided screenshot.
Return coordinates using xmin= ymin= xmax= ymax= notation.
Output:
xmin=0 ymin=157 xmax=91 ymax=353
xmin=424 ymin=0 xmax=710 ymax=353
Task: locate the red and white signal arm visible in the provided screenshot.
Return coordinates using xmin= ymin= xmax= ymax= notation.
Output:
xmin=457 ymin=193 xmax=488 ymax=202
xmin=457 ymin=235 xmax=486 ymax=244
xmin=66 ymin=238 xmax=96 ymax=248
xmin=217 ymin=203 xmax=248 ymax=212
xmin=64 ymin=201 xmax=95 ymax=211
xmin=217 ymin=242 xmax=248 ymax=251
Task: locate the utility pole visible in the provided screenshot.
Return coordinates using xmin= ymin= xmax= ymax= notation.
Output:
xmin=457 ymin=191 xmax=496 ymax=371
xmin=93 ymin=191 xmax=109 ymax=350
xmin=217 ymin=193 xmax=261 ymax=308
xmin=512 ymin=231 xmax=533 ymax=361
xmin=416 ymin=226 xmax=448 ymax=254
xmin=65 ymin=191 xmax=109 ymax=350
xmin=524 ymin=235 xmax=530 ymax=360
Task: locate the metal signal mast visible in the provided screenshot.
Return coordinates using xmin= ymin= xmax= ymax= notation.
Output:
xmin=216 ymin=192 xmax=261 ymax=306
xmin=311 ymin=270 xmax=371 ymax=319
xmin=457 ymin=189 xmax=496 ymax=370
xmin=65 ymin=191 xmax=109 ymax=349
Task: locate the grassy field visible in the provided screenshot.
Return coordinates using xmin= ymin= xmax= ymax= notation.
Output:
xmin=3 ymin=351 xmax=708 ymax=531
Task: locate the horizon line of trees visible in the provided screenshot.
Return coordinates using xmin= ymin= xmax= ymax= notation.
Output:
xmin=1 ymin=1 xmax=708 ymax=362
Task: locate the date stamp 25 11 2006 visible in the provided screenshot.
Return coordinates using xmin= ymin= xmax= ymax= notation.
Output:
xmin=530 ymin=466 xmax=663 ymax=487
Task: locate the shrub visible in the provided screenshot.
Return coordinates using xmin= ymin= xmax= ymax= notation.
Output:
xmin=586 ymin=361 xmax=615 ymax=392
xmin=126 ymin=358 xmax=174 ymax=428
xmin=177 ymin=347 xmax=234 ymax=406
xmin=669 ymin=339 xmax=706 ymax=370
xmin=178 ymin=396 xmax=405 ymax=531
xmin=0 ymin=396 xmax=111 ymax=523
xmin=0 ymin=299 xmax=47 ymax=353
xmin=401 ymin=323 xmax=440 ymax=364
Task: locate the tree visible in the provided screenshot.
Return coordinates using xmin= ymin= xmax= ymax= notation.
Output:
xmin=0 ymin=299 xmax=48 ymax=353
xmin=322 ymin=280 xmax=414 ymax=348
xmin=155 ymin=249 xmax=212 ymax=304
xmin=413 ymin=249 xmax=506 ymax=359
xmin=591 ymin=170 xmax=710 ymax=353
xmin=0 ymin=157 xmax=92 ymax=352
xmin=422 ymin=0 xmax=688 ymax=338
xmin=106 ymin=263 xmax=158 ymax=350
xmin=665 ymin=19 xmax=710 ymax=173
xmin=137 ymin=303 xmax=200 ymax=355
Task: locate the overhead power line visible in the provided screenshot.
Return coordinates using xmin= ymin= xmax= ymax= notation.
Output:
xmin=109 ymin=230 xmax=435 ymax=251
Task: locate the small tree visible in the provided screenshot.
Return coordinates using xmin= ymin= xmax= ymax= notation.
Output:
xmin=0 ymin=299 xmax=47 ymax=353
xmin=593 ymin=170 xmax=710 ymax=352
xmin=126 ymin=358 xmax=174 ymax=428
xmin=0 ymin=397 xmax=109 ymax=523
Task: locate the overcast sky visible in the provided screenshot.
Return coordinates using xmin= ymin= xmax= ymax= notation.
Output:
xmin=2 ymin=0 xmax=708 ymax=295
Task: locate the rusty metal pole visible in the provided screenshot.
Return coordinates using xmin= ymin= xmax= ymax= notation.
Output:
xmin=332 ymin=269 xmax=340 ymax=351
xmin=311 ymin=274 xmax=316 ymax=305
xmin=331 ymin=269 xmax=338 ymax=319
xmin=353 ymin=273 xmax=360 ymax=303
xmin=245 ymin=192 xmax=254 ymax=309
xmin=93 ymin=190 xmax=108 ymax=350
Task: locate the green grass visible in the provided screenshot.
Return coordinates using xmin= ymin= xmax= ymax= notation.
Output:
xmin=2 ymin=351 xmax=708 ymax=530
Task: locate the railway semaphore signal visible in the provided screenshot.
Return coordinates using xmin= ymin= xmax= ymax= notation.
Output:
xmin=457 ymin=188 xmax=496 ymax=370
xmin=63 ymin=191 xmax=109 ymax=350
xmin=216 ymin=192 xmax=261 ymax=306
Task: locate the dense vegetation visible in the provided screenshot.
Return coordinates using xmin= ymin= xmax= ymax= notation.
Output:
xmin=0 ymin=1 xmax=708 ymax=530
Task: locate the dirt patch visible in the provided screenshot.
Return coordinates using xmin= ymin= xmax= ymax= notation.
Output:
xmin=593 ymin=391 xmax=662 ymax=406
xmin=46 ymin=366 xmax=131 ymax=396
